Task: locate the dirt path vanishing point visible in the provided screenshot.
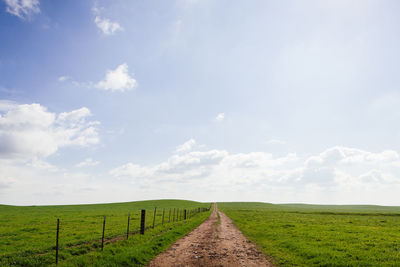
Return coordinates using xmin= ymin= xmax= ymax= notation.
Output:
xmin=148 ymin=204 xmax=272 ymax=267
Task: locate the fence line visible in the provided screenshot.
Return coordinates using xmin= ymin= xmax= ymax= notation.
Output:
xmin=54 ymin=205 xmax=211 ymax=265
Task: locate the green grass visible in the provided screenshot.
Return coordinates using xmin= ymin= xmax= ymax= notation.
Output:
xmin=219 ymin=202 xmax=400 ymax=266
xmin=0 ymin=199 xmax=211 ymax=266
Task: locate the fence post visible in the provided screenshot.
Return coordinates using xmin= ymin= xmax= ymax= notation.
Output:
xmin=152 ymin=207 xmax=157 ymax=228
xmin=56 ymin=218 xmax=59 ymax=265
xmin=101 ymin=216 xmax=106 ymax=251
xmin=168 ymin=208 xmax=171 ymax=223
xmin=126 ymin=213 xmax=130 ymax=239
xmin=184 ymin=209 xmax=187 ymax=220
xmin=140 ymin=209 xmax=146 ymax=235
xmin=162 ymin=208 xmax=165 ymax=225
xmin=173 ymin=208 xmax=175 ymax=222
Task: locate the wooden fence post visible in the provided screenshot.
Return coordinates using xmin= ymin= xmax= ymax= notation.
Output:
xmin=140 ymin=209 xmax=146 ymax=235
xmin=173 ymin=208 xmax=175 ymax=222
xmin=152 ymin=207 xmax=157 ymax=228
xmin=168 ymin=208 xmax=171 ymax=223
xmin=56 ymin=218 xmax=59 ymax=265
xmin=162 ymin=208 xmax=165 ymax=225
xmin=101 ymin=216 xmax=106 ymax=251
xmin=126 ymin=213 xmax=130 ymax=239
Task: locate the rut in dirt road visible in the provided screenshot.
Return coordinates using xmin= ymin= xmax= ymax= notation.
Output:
xmin=148 ymin=204 xmax=272 ymax=267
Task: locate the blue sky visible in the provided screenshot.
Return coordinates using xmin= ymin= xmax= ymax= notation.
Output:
xmin=1 ymin=0 xmax=400 ymax=205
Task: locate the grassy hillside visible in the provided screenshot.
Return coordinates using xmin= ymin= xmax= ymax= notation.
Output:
xmin=0 ymin=199 xmax=211 ymax=266
xmin=219 ymin=202 xmax=400 ymax=266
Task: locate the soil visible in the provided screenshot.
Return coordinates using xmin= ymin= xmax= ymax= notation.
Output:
xmin=147 ymin=204 xmax=272 ymax=267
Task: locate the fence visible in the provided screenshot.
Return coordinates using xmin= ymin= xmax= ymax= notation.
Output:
xmin=54 ymin=205 xmax=211 ymax=265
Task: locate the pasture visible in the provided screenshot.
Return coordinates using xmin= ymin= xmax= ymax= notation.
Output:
xmin=0 ymin=199 xmax=211 ymax=266
xmin=219 ymin=202 xmax=400 ymax=266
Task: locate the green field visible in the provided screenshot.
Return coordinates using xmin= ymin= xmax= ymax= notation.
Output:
xmin=0 ymin=199 xmax=211 ymax=266
xmin=218 ymin=202 xmax=400 ymax=266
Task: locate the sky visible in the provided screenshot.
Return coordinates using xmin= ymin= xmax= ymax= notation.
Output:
xmin=1 ymin=0 xmax=400 ymax=205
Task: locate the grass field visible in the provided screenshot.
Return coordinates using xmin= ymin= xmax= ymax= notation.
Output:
xmin=219 ymin=202 xmax=400 ymax=266
xmin=0 ymin=199 xmax=211 ymax=266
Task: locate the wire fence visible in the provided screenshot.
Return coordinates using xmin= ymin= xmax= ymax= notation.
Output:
xmin=53 ymin=205 xmax=211 ymax=264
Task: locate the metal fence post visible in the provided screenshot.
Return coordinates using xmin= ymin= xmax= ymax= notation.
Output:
xmin=126 ymin=213 xmax=130 ymax=239
xmin=56 ymin=219 xmax=59 ymax=265
xmin=101 ymin=216 xmax=106 ymax=251
xmin=140 ymin=209 xmax=146 ymax=234
xmin=153 ymin=207 xmax=157 ymax=228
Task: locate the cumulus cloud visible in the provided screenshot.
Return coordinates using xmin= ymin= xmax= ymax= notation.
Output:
xmin=3 ymin=0 xmax=40 ymax=19
xmin=176 ymin=139 xmax=196 ymax=153
xmin=0 ymin=101 xmax=100 ymax=159
xmin=95 ymin=63 xmax=137 ymax=92
xmin=3 ymin=138 xmax=400 ymax=205
xmin=94 ymin=16 xmax=123 ymax=35
xmin=76 ymin=158 xmax=99 ymax=168
xmin=110 ymin=140 xmax=400 ymax=203
xmin=215 ymin=113 xmax=225 ymax=122
xmin=111 ymin=148 xmax=228 ymax=183
xmin=58 ymin=64 xmax=137 ymax=92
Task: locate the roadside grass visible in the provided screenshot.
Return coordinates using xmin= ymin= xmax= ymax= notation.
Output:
xmin=218 ymin=202 xmax=400 ymax=266
xmin=0 ymin=200 xmax=211 ymax=266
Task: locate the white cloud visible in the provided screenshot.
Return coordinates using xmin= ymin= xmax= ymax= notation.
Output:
xmin=57 ymin=64 xmax=137 ymax=92
xmin=95 ymin=63 xmax=137 ymax=92
xmin=57 ymin=76 xmax=83 ymax=87
xmin=109 ymin=140 xmax=400 ymax=204
xmin=215 ymin=112 xmax=225 ymax=122
xmin=0 ymin=101 xmax=100 ymax=159
xmin=76 ymin=158 xmax=99 ymax=168
xmin=176 ymin=138 xmax=196 ymax=153
xmin=94 ymin=16 xmax=123 ymax=35
xmin=2 ymin=139 xmax=400 ymax=205
xmin=58 ymin=76 xmax=70 ymax=82
xmin=3 ymin=0 xmax=40 ymax=19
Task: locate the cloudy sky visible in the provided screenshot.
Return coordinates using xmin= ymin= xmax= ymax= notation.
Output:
xmin=1 ymin=0 xmax=400 ymax=205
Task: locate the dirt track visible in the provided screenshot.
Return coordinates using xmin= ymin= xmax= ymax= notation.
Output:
xmin=148 ymin=204 xmax=271 ymax=267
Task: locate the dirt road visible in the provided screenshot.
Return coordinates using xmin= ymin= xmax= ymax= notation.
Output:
xmin=148 ymin=204 xmax=272 ymax=267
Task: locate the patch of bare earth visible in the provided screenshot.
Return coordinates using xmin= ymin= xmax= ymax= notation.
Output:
xmin=148 ymin=204 xmax=272 ymax=267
